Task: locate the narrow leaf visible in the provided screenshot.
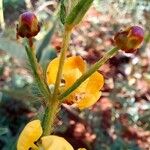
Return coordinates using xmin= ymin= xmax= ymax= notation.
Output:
xmin=65 ymin=0 xmax=93 ymax=28
xmin=40 ymin=47 xmax=57 ymax=70
xmin=36 ymin=20 xmax=57 ymax=62
xmin=60 ymin=0 xmax=66 ymax=24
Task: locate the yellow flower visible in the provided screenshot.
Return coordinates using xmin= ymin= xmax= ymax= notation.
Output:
xmin=17 ymin=120 xmax=42 ymax=150
xmin=17 ymin=120 xmax=86 ymax=150
xmin=41 ymin=135 xmax=73 ymax=150
xmin=46 ymin=56 xmax=104 ymax=109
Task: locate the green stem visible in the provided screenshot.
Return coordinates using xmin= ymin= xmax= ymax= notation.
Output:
xmin=42 ymin=101 xmax=59 ymax=136
xmin=25 ymin=45 xmax=51 ymax=102
xmin=59 ymin=47 xmax=119 ymax=100
xmin=52 ymin=27 xmax=72 ymax=100
xmin=42 ymin=27 xmax=72 ymax=135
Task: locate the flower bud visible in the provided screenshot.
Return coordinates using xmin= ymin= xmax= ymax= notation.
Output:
xmin=114 ymin=26 xmax=144 ymax=53
xmin=17 ymin=12 xmax=40 ymax=38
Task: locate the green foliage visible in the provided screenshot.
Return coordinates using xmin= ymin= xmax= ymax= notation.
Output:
xmin=60 ymin=0 xmax=66 ymax=24
xmin=66 ymin=0 xmax=94 ymax=28
xmin=39 ymin=47 xmax=56 ymax=70
xmin=60 ymin=0 xmax=94 ymax=27
xmin=0 ymin=0 xmax=150 ymax=149
xmin=36 ymin=20 xmax=57 ymax=62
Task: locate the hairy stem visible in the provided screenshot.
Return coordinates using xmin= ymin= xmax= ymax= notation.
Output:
xmin=59 ymin=47 xmax=119 ymax=100
xmin=42 ymin=27 xmax=72 ymax=135
xmin=52 ymin=27 xmax=72 ymax=101
xmin=42 ymin=101 xmax=59 ymax=136
xmin=25 ymin=45 xmax=51 ymax=103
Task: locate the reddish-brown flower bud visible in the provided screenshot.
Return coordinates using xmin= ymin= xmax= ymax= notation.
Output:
xmin=17 ymin=12 xmax=40 ymax=38
xmin=114 ymin=26 xmax=144 ymax=53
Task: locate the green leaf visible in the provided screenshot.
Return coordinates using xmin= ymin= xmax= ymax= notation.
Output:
xmin=40 ymin=46 xmax=57 ymax=70
xmin=60 ymin=0 xmax=66 ymax=24
xmin=65 ymin=0 xmax=93 ymax=28
xmin=0 ymin=38 xmax=26 ymax=59
xmin=36 ymin=20 xmax=57 ymax=62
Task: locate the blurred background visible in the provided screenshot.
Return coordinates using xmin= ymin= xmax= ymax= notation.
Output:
xmin=0 ymin=0 xmax=150 ymax=149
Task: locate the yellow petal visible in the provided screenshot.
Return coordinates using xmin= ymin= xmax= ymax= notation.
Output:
xmin=63 ymin=68 xmax=88 ymax=104
xmin=46 ymin=57 xmax=59 ymax=84
xmin=41 ymin=135 xmax=74 ymax=150
xmin=77 ymin=91 xmax=101 ymax=109
xmin=64 ymin=56 xmax=86 ymax=74
xmin=64 ymin=68 xmax=82 ymax=89
xmin=17 ymin=120 xmax=42 ymax=150
xmin=86 ymin=71 xmax=104 ymax=93
xmin=46 ymin=56 xmax=86 ymax=85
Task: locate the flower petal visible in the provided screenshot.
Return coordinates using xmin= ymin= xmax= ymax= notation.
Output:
xmin=17 ymin=120 xmax=42 ymax=150
xmin=46 ymin=56 xmax=86 ymax=85
xmin=41 ymin=135 xmax=74 ymax=150
xmin=77 ymin=72 xmax=103 ymax=109
xmin=77 ymin=91 xmax=101 ymax=109
xmin=64 ymin=56 xmax=86 ymax=74
xmin=63 ymin=68 xmax=88 ymax=104
xmin=64 ymin=68 xmax=82 ymax=89
xmin=46 ymin=57 xmax=59 ymax=84
xmin=86 ymin=71 xmax=104 ymax=93
xmin=63 ymin=56 xmax=87 ymax=90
